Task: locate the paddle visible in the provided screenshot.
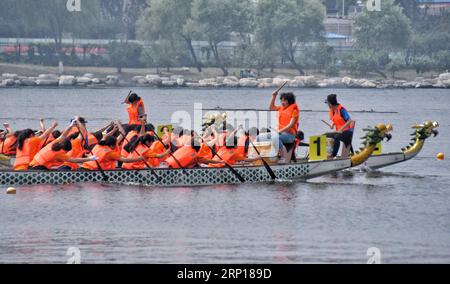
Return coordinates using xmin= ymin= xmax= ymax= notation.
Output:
xmin=275 ymin=81 xmax=289 ymax=93
xmin=75 ymin=123 xmax=109 ymax=182
xmin=202 ymin=138 xmax=245 ymax=183
xmin=321 ymin=120 xmax=333 ymax=129
xmin=122 ymin=90 xmax=133 ymax=104
xmin=119 ymin=130 xmax=162 ymax=182
xmin=249 ymin=140 xmax=277 ymax=180
xmin=152 ymin=131 xmax=190 ymax=176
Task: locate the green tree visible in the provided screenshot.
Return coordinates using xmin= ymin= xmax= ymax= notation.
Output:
xmin=108 ymin=41 xmax=143 ymax=73
xmin=137 ymin=0 xmax=203 ymax=72
xmin=100 ymin=0 xmax=148 ymax=40
xmin=254 ymin=0 xmax=325 ymax=75
xmin=353 ymin=0 xmax=412 ymax=77
xmin=191 ymin=0 xmax=254 ymax=76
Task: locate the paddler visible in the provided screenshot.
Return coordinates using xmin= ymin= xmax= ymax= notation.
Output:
xmin=81 ymin=122 xmax=145 ymax=171
xmin=124 ymin=92 xmax=146 ymax=126
xmin=13 ymin=121 xmax=59 ymax=171
xmin=0 ymin=123 xmax=18 ymax=156
xmin=325 ymin=94 xmax=356 ymax=158
xmin=121 ymin=134 xmax=170 ymax=169
xmin=269 ymin=92 xmax=300 ymax=161
xmin=29 ymin=122 xmax=97 ymax=170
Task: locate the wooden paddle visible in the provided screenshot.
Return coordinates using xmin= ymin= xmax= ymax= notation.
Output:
xmin=321 ymin=120 xmax=333 ymax=129
xmin=202 ymin=138 xmax=245 ymax=183
xmin=119 ymin=130 xmax=162 ymax=182
xmin=75 ymin=123 xmax=109 ymax=182
xmin=249 ymin=140 xmax=277 ymax=180
xmin=275 ymin=81 xmax=289 ymax=94
xmin=122 ymin=90 xmax=133 ymax=104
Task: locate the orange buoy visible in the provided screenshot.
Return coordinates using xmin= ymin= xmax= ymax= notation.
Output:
xmin=437 ymin=153 xmax=445 ymax=161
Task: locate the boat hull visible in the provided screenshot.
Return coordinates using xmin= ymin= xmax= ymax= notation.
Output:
xmin=362 ymin=153 xmax=406 ymax=170
xmin=0 ymin=158 xmax=351 ymax=187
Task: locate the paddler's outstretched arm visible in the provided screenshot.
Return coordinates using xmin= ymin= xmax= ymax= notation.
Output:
xmin=57 ymin=121 xmax=76 ymax=141
xmin=39 ymin=118 xmax=45 ymax=133
xmin=115 ymin=121 xmax=127 ymax=145
xmin=269 ymin=91 xmax=279 ymax=111
xmin=2 ymin=123 xmax=13 ymax=137
xmin=93 ymin=121 xmax=114 ymax=134
xmin=38 ymin=121 xmax=58 ymax=140
xmin=139 ymin=118 xmax=146 ymax=137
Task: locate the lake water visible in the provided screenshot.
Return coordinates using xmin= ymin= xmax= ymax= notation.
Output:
xmin=0 ymin=87 xmax=449 ymax=263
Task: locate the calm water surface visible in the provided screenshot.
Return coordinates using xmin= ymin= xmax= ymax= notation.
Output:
xmin=0 ymin=87 xmax=449 ymax=263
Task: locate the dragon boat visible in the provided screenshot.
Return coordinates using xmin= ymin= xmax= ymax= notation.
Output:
xmin=361 ymin=121 xmax=439 ymax=170
xmin=0 ymin=124 xmax=392 ymax=187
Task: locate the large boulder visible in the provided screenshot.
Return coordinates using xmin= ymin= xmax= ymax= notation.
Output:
xmin=83 ymin=73 xmax=95 ymax=79
xmin=438 ymin=72 xmax=450 ymax=81
xmin=170 ymin=75 xmax=184 ymax=81
xmin=36 ymin=79 xmax=59 ymax=86
xmin=185 ymin=82 xmax=200 ymax=88
xmin=359 ymin=79 xmax=377 ymax=88
xmin=106 ymin=75 xmax=119 ymax=86
xmin=223 ymin=77 xmax=239 ymax=87
xmin=223 ymin=76 xmax=239 ymax=82
xmin=161 ymin=80 xmax=177 ymax=87
xmin=38 ymin=74 xmax=58 ymax=80
xmin=257 ymin=78 xmax=274 ymax=88
xmin=131 ymin=76 xmax=146 ymax=82
xmin=239 ymin=78 xmax=259 ymax=87
xmin=21 ymin=78 xmax=37 ymax=86
xmin=293 ymin=76 xmax=318 ymax=87
xmin=2 ymin=73 xmax=18 ymax=80
xmin=1 ymin=79 xmax=15 ymax=86
xmin=442 ymin=79 xmax=450 ymax=88
xmin=401 ymin=81 xmax=417 ymax=88
xmin=198 ymin=78 xmax=218 ymax=87
xmin=318 ymin=77 xmax=344 ymax=88
xmin=176 ymin=78 xmax=185 ymax=86
xmin=76 ymin=77 xmax=92 ymax=86
xmin=341 ymin=77 xmax=355 ymax=87
xmin=59 ymin=75 xmax=76 ymax=86
xmin=272 ymin=77 xmax=291 ymax=87
xmin=146 ymin=75 xmax=162 ymax=86
xmin=91 ymin=78 xmax=102 ymax=84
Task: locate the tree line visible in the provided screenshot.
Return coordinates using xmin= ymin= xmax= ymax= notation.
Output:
xmin=0 ymin=0 xmax=449 ymax=77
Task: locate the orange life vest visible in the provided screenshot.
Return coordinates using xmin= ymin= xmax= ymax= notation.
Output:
xmin=30 ymin=143 xmax=66 ymax=169
xmin=63 ymin=137 xmax=84 ymax=170
xmin=120 ymin=131 xmax=139 ymax=157
xmin=13 ymin=137 xmax=42 ymax=170
xmin=165 ymin=146 xmax=198 ymax=169
xmin=209 ymin=147 xmax=243 ymax=168
xmin=197 ymin=143 xmax=213 ymax=161
xmin=127 ymin=99 xmax=145 ymax=125
xmin=122 ymin=144 xmax=155 ymax=170
xmin=329 ymin=104 xmax=354 ymax=132
xmin=278 ymin=103 xmax=300 ymax=135
xmin=82 ymin=145 xmax=116 ymax=170
xmin=148 ymin=140 xmax=168 ymax=166
xmin=0 ymin=136 xmax=17 ymax=155
xmin=85 ymin=133 xmax=97 ymax=147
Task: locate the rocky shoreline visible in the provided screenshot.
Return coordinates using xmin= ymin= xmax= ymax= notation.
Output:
xmin=1 ymin=72 xmax=450 ymax=89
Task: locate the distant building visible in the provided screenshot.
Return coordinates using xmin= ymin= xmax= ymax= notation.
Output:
xmin=417 ymin=0 xmax=450 ymax=15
